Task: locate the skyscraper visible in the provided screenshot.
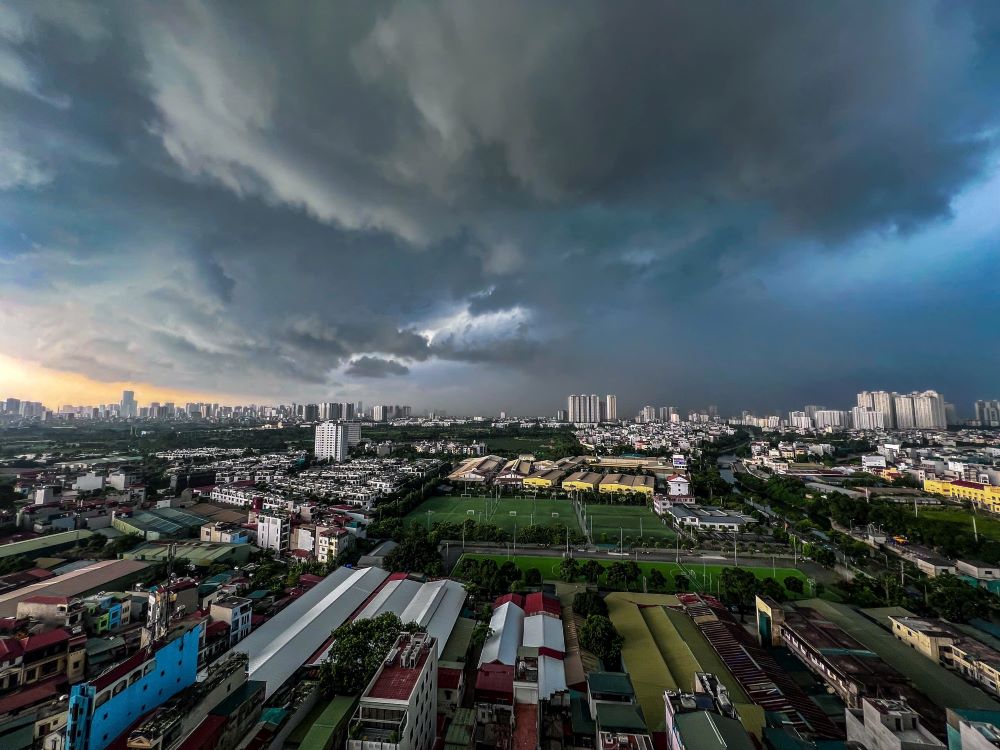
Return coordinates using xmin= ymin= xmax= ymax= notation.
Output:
xmin=857 ymin=391 xmax=897 ymax=429
xmin=120 ymin=390 xmax=137 ymax=419
xmin=315 ymin=421 xmax=349 ymax=462
xmin=893 ymin=394 xmax=915 ymax=429
xmin=912 ymin=390 xmax=946 ymax=429
xmin=975 ymin=400 xmax=1000 ymax=427
xmin=566 ymin=394 xmax=601 ymax=423
xmin=605 ymin=394 xmax=617 ymax=422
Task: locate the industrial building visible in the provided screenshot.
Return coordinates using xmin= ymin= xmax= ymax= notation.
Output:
xmin=0 ymin=559 xmax=151 ymax=618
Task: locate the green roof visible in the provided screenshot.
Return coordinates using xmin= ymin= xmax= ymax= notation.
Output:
xmin=0 ymin=530 xmax=94 ymax=559
xmin=570 ymin=691 xmax=596 ymax=736
xmin=211 ymin=680 xmax=265 ymax=718
xmin=441 ymin=617 xmax=476 ymax=663
xmin=596 ymin=703 xmax=648 ymax=734
xmin=261 ymin=707 xmax=288 ymax=727
xmin=675 ymin=713 xmax=755 ymax=750
xmin=444 ymin=709 xmax=476 ymax=746
xmin=298 ymin=696 xmax=358 ymax=750
xmin=587 ymin=672 xmax=635 ymax=697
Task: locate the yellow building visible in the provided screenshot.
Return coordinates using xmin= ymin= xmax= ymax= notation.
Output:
xmin=890 ymin=615 xmax=1000 ymax=697
xmin=598 ymin=473 xmax=655 ymax=497
xmin=523 ymin=469 xmax=565 ymax=489
xmin=923 ymin=479 xmax=1000 ymax=513
xmin=561 ymin=471 xmax=603 ymax=492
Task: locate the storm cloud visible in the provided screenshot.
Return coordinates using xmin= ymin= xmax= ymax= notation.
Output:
xmin=1 ymin=1 xmax=999 ymax=414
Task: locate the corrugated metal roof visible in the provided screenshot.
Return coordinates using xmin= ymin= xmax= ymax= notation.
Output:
xmin=355 ymin=578 xmax=424 ymax=621
xmin=421 ymin=580 xmax=467 ymax=658
xmin=523 ymin=613 xmax=565 ymax=653
xmin=537 ymin=654 xmax=567 ymax=700
xmin=236 ymin=566 xmax=389 ymax=697
xmin=0 ymin=559 xmax=150 ymax=617
xmin=478 ymin=601 xmax=524 ymax=667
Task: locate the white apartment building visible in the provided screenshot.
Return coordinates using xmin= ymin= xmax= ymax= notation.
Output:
xmin=857 ymin=391 xmax=898 ymax=429
xmin=211 ymin=485 xmax=258 ymax=507
xmin=913 ymin=391 xmax=947 ymax=430
xmin=567 ymin=394 xmax=603 ymax=424
xmin=788 ymin=412 xmax=814 ymax=430
xmin=893 ymin=391 xmax=946 ymax=430
xmin=256 ymin=511 xmax=290 ymax=552
xmin=814 ymin=410 xmax=850 ymax=430
xmin=605 ymin=395 xmax=617 ymax=422
xmin=348 ymin=632 xmax=438 ymax=750
xmin=851 ymin=407 xmax=885 ymax=431
xmin=315 ymin=420 xmax=350 ymax=462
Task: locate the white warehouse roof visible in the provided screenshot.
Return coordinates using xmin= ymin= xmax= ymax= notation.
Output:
xmin=236 ymin=566 xmax=389 ymax=697
xmin=478 ymin=601 xmax=525 ymax=667
xmin=355 ymin=577 xmax=424 ymax=621
xmin=400 ymin=579 xmax=467 ymax=657
xmin=523 ymin=613 xmax=565 ymax=653
xmin=537 ymin=655 xmax=567 ymax=700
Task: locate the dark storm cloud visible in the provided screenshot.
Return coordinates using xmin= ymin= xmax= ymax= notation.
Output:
xmin=345 ymin=356 xmax=410 ymax=378
xmin=1 ymin=0 xmax=999 ymax=411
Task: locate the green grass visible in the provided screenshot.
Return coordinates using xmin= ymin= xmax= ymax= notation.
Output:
xmin=458 ymin=553 xmax=811 ymax=597
xmin=581 ymin=502 xmax=677 ymax=542
xmin=916 ymin=507 xmax=1000 ymax=542
xmin=406 ymin=495 xmax=583 ymax=535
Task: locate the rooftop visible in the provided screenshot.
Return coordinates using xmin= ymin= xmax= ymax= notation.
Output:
xmin=366 ymin=633 xmax=433 ymax=701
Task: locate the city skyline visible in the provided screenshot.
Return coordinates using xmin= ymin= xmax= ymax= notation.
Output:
xmin=5 ymin=382 xmax=998 ymax=425
xmin=2 ymin=4 xmax=1000 ymax=413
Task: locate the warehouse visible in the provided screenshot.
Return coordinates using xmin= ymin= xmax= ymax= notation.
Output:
xmin=234 ymin=566 xmax=389 ymax=698
xmin=0 ymin=559 xmax=152 ymax=617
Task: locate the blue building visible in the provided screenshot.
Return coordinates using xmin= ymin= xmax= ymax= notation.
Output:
xmin=65 ymin=620 xmax=203 ymax=750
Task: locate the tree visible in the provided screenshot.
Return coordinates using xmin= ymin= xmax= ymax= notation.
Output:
xmin=524 ymin=568 xmax=543 ymax=587
xmin=623 ymin=561 xmax=641 ymax=589
xmin=573 ymin=591 xmax=608 ymax=618
xmin=927 ymin=575 xmax=991 ymax=623
xmin=321 ymin=612 xmax=418 ymax=696
xmin=757 ymin=577 xmax=785 ymax=601
xmin=579 ymin=615 xmax=624 ymax=662
xmin=783 ymin=576 xmax=804 ymax=594
xmin=559 ymin=558 xmax=580 ymax=583
xmin=384 ymin=531 xmax=442 ymax=575
xmin=582 ymin=559 xmax=604 ymax=584
xmin=720 ymin=568 xmax=758 ymax=612
xmin=606 ymin=562 xmax=629 ymax=590
xmin=673 ymin=573 xmax=690 ymax=592
xmin=649 ymin=569 xmax=667 ymax=591
xmin=470 ymin=621 xmax=493 ymax=649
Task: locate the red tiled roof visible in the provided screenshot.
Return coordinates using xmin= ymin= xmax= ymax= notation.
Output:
xmin=953 ymin=480 xmax=986 ymax=489
xmin=475 ymin=663 xmax=513 ymax=701
xmin=367 ymin=640 xmax=430 ymax=700
xmin=0 ymin=638 xmax=24 ymax=659
xmin=23 ymin=628 xmax=70 ymax=652
xmin=494 ymin=593 xmax=524 ymax=610
xmin=206 ymin=621 xmax=230 ymax=638
xmin=93 ymin=648 xmax=150 ymax=690
xmin=438 ymin=666 xmax=463 ymax=690
xmin=523 ymin=592 xmax=561 ymax=618
xmin=0 ymin=674 xmax=65 ymax=713
xmin=21 ymin=595 xmax=70 ymax=605
xmin=177 ymin=715 xmax=228 ymax=750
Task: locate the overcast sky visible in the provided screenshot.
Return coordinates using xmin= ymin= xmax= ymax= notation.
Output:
xmin=1 ymin=1 xmax=999 ymax=416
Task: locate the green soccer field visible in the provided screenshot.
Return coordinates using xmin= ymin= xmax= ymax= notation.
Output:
xmin=582 ymin=503 xmax=677 ymax=542
xmin=405 ymin=495 xmax=584 ymax=535
xmin=457 ymin=553 xmax=812 ymax=597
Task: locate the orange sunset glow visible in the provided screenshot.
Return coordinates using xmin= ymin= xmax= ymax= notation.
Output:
xmin=0 ymin=354 xmax=244 ymax=408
